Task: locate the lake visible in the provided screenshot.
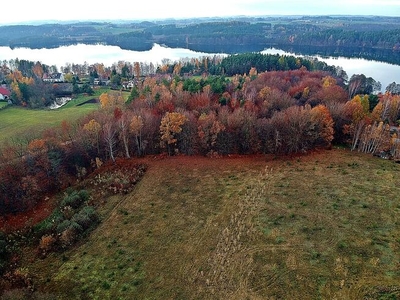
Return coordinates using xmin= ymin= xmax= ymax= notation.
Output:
xmin=0 ymin=43 xmax=399 ymax=91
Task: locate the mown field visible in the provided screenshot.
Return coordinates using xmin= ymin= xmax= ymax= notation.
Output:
xmin=0 ymin=104 xmax=97 ymax=143
xmin=16 ymin=149 xmax=400 ymax=299
xmin=0 ymin=88 xmax=120 ymax=145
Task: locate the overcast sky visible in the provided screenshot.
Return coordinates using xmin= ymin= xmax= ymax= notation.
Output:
xmin=1 ymin=0 xmax=399 ymax=24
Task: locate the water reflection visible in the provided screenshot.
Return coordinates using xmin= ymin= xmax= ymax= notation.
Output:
xmin=0 ymin=43 xmax=399 ymax=91
xmin=0 ymin=43 xmax=218 ymax=68
xmin=277 ymin=45 xmax=400 ymax=66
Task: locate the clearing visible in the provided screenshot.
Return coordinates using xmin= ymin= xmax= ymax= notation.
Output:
xmin=7 ymin=149 xmax=400 ymax=299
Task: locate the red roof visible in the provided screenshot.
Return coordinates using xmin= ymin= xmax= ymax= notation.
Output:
xmin=0 ymin=87 xmax=10 ymax=96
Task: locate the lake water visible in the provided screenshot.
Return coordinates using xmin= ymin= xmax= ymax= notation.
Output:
xmin=0 ymin=43 xmax=399 ymax=91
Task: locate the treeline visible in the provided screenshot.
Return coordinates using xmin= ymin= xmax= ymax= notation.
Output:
xmin=285 ymin=28 xmax=400 ymax=49
xmin=216 ymin=53 xmax=344 ymax=77
xmin=0 ymin=52 xmax=350 ymax=108
xmin=2 ymin=67 xmax=400 ymax=215
xmin=0 ymin=16 xmax=399 ymax=54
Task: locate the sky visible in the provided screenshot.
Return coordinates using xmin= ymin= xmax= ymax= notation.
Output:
xmin=1 ymin=0 xmax=399 ymax=25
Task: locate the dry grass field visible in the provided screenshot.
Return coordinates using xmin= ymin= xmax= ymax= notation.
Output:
xmin=11 ymin=148 xmax=400 ymax=299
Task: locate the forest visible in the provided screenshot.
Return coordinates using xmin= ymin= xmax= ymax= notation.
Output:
xmin=0 ymin=51 xmax=399 ymax=216
xmin=0 ymin=15 xmax=399 ymax=62
xmin=0 ymin=52 xmax=381 ymax=109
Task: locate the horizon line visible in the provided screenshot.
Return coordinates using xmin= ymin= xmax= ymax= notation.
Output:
xmin=0 ymin=14 xmax=399 ymax=26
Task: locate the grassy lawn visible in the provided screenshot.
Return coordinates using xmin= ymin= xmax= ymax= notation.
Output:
xmin=22 ymin=149 xmax=400 ymax=299
xmin=0 ymin=88 xmax=130 ymax=146
xmin=0 ymin=89 xmax=109 ymax=144
xmin=0 ymin=104 xmax=98 ymax=144
xmin=0 ymin=101 xmax=8 ymax=109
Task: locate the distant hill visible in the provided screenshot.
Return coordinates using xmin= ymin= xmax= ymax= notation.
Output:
xmin=0 ymin=16 xmax=399 ymax=54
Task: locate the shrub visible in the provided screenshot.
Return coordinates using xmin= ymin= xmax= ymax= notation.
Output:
xmin=56 ymin=220 xmax=71 ymax=234
xmin=60 ymin=189 xmax=89 ymax=209
xmin=60 ymin=191 xmax=85 ymax=209
xmin=38 ymin=235 xmax=57 ymax=257
xmin=78 ymin=189 xmax=90 ymax=202
xmin=59 ymin=228 xmax=78 ymax=248
xmin=71 ymin=206 xmax=98 ymax=230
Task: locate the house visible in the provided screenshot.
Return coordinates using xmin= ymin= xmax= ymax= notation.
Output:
xmin=122 ymin=80 xmax=135 ymax=90
xmin=43 ymin=73 xmax=65 ymax=83
xmin=0 ymin=87 xmax=10 ymax=100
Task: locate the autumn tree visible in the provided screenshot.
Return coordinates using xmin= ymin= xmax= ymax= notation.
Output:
xmin=390 ymin=132 xmax=400 ymax=160
xmin=310 ymin=105 xmax=334 ymax=148
xmin=347 ymin=74 xmax=381 ymax=99
xmin=83 ymin=119 xmax=101 ymax=154
xmin=117 ymin=112 xmax=131 ymax=158
xmin=103 ymin=121 xmax=117 ymax=162
xmin=32 ymin=62 xmax=44 ymax=79
xmin=226 ymin=108 xmax=258 ymax=154
xmin=378 ymin=93 xmax=400 ymax=124
xmin=173 ymin=62 xmax=182 ymax=76
xmin=160 ymin=112 xmax=187 ymax=155
xmin=134 ymin=62 xmax=141 ymax=78
xmin=197 ymin=112 xmax=225 ymax=155
xmin=386 ymin=82 xmax=400 ymax=95
xmin=343 ymin=95 xmax=371 ymax=150
xmin=257 ymin=87 xmax=295 ymax=118
xmin=130 ymin=115 xmax=144 ymax=156
xmin=257 ymin=105 xmax=329 ymax=154
xmin=357 ymin=122 xmax=391 ymax=154
xmin=99 ymin=91 xmax=125 ymax=110
xmin=8 ymin=70 xmax=34 ymax=105
xmin=27 ymin=138 xmax=47 ymax=155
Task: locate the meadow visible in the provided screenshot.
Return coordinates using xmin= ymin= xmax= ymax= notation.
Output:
xmin=15 ymin=149 xmax=400 ymax=299
xmin=0 ymin=88 xmax=115 ymax=145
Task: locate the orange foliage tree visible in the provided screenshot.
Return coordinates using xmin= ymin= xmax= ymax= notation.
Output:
xmin=197 ymin=112 xmax=225 ymax=155
xmin=83 ymin=119 xmax=101 ymax=154
xmin=160 ymin=112 xmax=187 ymax=155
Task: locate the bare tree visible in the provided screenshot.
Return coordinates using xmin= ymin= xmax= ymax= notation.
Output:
xmin=103 ymin=122 xmax=116 ymax=163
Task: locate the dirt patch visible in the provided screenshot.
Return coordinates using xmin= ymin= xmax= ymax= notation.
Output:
xmin=0 ymin=197 xmax=56 ymax=234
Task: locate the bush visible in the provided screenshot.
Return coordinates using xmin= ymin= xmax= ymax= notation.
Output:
xmin=32 ymin=189 xmax=98 ymax=256
xmin=78 ymin=190 xmax=90 ymax=202
xmin=71 ymin=206 xmax=98 ymax=230
xmin=55 ymin=220 xmax=69 ymax=234
xmin=38 ymin=235 xmax=57 ymax=257
xmin=60 ymin=190 xmax=88 ymax=209
xmin=33 ymin=209 xmax=63 ymax=237
xmin=59 ymin=228 xmax=77 ymax=248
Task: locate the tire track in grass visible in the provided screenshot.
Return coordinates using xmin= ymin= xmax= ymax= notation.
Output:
xmin=199 ymin=167 xmax=270 ymax=299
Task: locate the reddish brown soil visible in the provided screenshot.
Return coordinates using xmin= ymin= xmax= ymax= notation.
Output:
xmin=0 ymin=197 xmax=56 ymax=234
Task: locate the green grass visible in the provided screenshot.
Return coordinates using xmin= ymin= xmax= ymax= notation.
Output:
xmin=0 ymin=87 xmax=130 ymax=146
xmin=0 ymin=104 xmax=98 ymax=144
xmin=0 ymin=101 xmax=7 ymax=109
xmin=18 ymin=149 xmax=400 ymax=299
xmin=0 ymin=91 xmax=105 ymax=144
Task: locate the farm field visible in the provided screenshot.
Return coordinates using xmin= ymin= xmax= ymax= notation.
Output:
xmin=0 ymin=104 xmax=98 ymax=144
xmin=16 ymin=149 xmax=400 ymax=299
xmin=0 ymin=88 xmax=131 ymax=145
